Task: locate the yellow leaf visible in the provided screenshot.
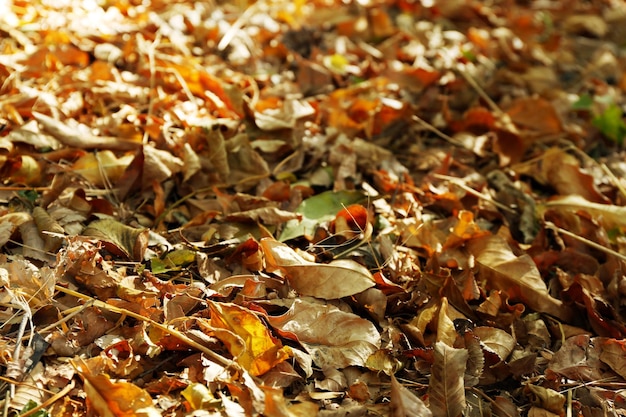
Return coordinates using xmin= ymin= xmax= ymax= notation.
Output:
xmin=72 ymin=151 xmax=134 ymax=187
xmin=209 ymin=302 xmax=291 ymax=376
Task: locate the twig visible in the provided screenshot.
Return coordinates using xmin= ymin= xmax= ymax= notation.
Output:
xmin=411 ymin=115 xmax=465 ymax=147
xmin=432 ymin=173 xmax=516 ymax=213
xmin=53 ymin=285 xmax=242 ymax=374
xmin=19 ymin=380 xmax=75 ymax=417
xmin=545 ymin=221 xmax=626 ymax=263
xmin=218 ymin=1 xmax=263 ymax=51
xmin=456 ymin=64 xmax=504 ymax=117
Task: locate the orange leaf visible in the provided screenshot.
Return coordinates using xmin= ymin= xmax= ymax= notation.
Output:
xmin=75 ymin=359 xmax=160 ymax=416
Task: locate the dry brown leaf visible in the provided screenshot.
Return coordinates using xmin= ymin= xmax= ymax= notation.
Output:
xmin=543 ymin=194 xmax=626 ymax=231
xmin=515 ymin=148 xmax=609 ymax=203
xmin=547 ymin=335 xmax=603 ymax=382
xmin=266 ymin=299 xmax=381 ymax=369
xmin=261 ymin=238 xmax=375 ymax=299
xmin=390 ymin=374 xmax=432 ymax=417
xmin=33 ymin=112 xmax=142 ymax=151
xmin=473 ymin=326 xmax=516 ymax=362
xmin=428 ymin=341 xmax=467 ymax=417
xmin=82 ymin=218 xmax=148 ymax=261
xmin=598 ymin=338 xmax=626 ymax=379
xmin=467 ymin=235 xmax=573 ymax=322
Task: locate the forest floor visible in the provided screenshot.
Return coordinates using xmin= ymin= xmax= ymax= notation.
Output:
xmin=1 ymin=0 xmax=626 ymax=416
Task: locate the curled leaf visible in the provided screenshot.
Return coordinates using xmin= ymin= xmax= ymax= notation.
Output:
xmin=82 ymin=218 xmax=148 ymax=261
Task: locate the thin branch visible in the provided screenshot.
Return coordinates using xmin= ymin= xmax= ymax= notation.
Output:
xmin=54 ymin=285 xmax=242 ymax=374
xmin=545 ymin=221 xmax=626 ymax=263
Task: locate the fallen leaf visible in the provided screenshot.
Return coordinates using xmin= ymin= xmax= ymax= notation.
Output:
xmin=467 ymin=235 xmax=573 ymax=322
xmin=428 ymin=341 xmax=467 ymax=417
xmin=209 ymin=301 xmax=291 ymax=376
xmin=261 ymin=238 xmax=375 ymax=299
xmin=266 ymin=299 xmax=380 ymax=369
xmin=279 ymin=190 xmax=366 ymax=241
xmin=75 ymin=359 xmax=161 ymax=417
xmin=33 ymin=112 xmax=142 ymax=151
xmin=543 ymin=194 xmax=626 ymax=231
xmin=82 ymin=218 xmax=148 ymax=261
xmin=390 ymin=375 xmax=432 ymax=417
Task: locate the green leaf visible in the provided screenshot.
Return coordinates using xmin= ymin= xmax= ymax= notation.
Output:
xmin=592 ymin=104 xmax=626 ymax=145
xmin=278 ymin=190 xmax=366 ymax=241
xmin=571 ymin=93 xmax=593 ymax=111
xmin=20 ymin=400 xmax=48 ymax=417
xmin=151 ymin=249 xmax=196 ymax=274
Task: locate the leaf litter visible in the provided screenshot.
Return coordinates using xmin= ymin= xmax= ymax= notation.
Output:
xmin=1 ymin=0 xmax=626 ymax=416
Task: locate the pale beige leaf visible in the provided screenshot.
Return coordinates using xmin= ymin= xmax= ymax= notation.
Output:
xmin=182 ymin=142 xmax=202 ymax=181
xmin=0 ymin=212 xmax=31 ymax=248
xmin=261 ymin=238 xmax=375 ymax=299
xmin=33 ymin=112 xmax=141 ymax=151
xmin=32 ymin=207 xmax=65 ymax=251
xmin=142 ymin=145 xmax=184 ymax=185
xmin=428 ymin=341 xmax=467 ymax=417
xmin=391 ymin=374 xmax=432 ymax=417
xmin=225 ymin=207 xmax=301 ymax=225
xmin=437 ymin=297 xmax=457 ymax=347
xmin=473 ymin=326 xmax=516 ymax=362
xmin=466 ymin=235 xmax=573 ymax=322
xmin=19 ymin=220 xmax=48 ymax=261
xmin=544 ymin=194 xmax=626 ymax=230
xmin=266 ymin=299 xmax=381 ymax=369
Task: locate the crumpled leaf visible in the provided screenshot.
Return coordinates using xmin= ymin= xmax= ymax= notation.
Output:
xmin=209 ymin=301 xmax=291 ymax=376
xmin=523 ymin=385 xmax=565 ymax=415
xmin=142 ymin=145 xmax=184 ymax=185
xmin=514 ymin=148 xmax=609 ymax=204
xmin=82 ymin=218 xmax=148 ymax=261
xmin=599 ymin=338 xmax=626 ymax=379
xmin=181 ymin=383 xmax=221 ymax=411
xmin=266 ymin=299 xmax=381 ymax=369
xmin=0 ymin=212 xmax=32 ymax=248
xmin=428 ymin=341 xmax=467 ymax=417
xmin=548 ymin=335 xmax=602 ymax=381
xmin=466 ymin=235 xmax=573 ymax=322
xmin=32 ymin=206 xmax=65 ymax=251
xmin=261 ymin=238 xmax=375 ymax=299
xmin=390 ymin=375 xmax=432 ymax=417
